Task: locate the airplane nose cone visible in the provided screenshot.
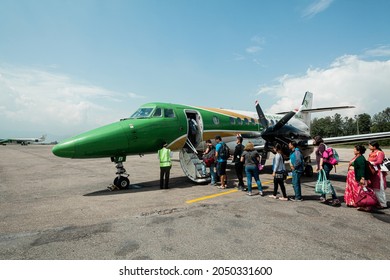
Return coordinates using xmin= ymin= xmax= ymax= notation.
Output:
xmin=52 ymin=140 xmax=76 ymax=158
xmin=52 ymin=122 xmax=130 ymax=159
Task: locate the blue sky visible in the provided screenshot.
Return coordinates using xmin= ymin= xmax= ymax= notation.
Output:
xmin=1 ymin=0 xmax=390 ymax=141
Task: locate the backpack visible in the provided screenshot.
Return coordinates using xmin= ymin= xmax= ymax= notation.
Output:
xmin=322 ymin=145 xmax=339 ymax=165
xmin=293 ymin=149 xmax=304 ymax=171
xmin=203 ymin=147 xmax=215 ymax=167
xmin=219 ymin=143 xmax=230 ymax=160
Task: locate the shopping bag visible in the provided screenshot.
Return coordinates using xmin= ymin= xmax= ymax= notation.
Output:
xmin=315 ymin=170 xmax=332 ymax=194
xmin=380 ymin=157 xmax=390 ymax=172
xmin=356 ymin=187 xmax=378 ymax=207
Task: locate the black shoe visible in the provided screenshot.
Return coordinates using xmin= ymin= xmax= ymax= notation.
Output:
xmin=258 ymin=191 xmax=264 ymax=196
xmin=289 ymin=197 xmax=303 ymax=202
xmin=331 ymin=199 xmax=341 ymax=207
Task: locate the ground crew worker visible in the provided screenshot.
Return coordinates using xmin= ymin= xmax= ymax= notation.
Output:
xmin=158 ymin=141 xmax=173 ymax=189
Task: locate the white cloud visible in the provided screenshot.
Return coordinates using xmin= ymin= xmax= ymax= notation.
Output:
xmin=302 ymin=0 xmax=334 ymax=19
xmin=246 ymin=35 xmax=265 ymax=54
xmin=364 ymin=45 xmax=390 ymax=58
xmin=258 ymin=55 xmax=390 ymax=117
xmin=0 ymin=65 xmax=139 ymax=139
xmin=246 ymin=46 xmax=262 ymax=54
xmin=128 ymin=92 xmax=146 ymax=99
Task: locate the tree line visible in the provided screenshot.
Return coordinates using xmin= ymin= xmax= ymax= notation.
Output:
xmin=310 ymin=107 xmax=390 ymax=146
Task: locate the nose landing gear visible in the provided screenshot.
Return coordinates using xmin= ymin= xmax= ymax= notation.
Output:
xmin=114 ymin=162 xmax=130 ymax=188
xmin=107 ymin=156 xmax=130 ymax=191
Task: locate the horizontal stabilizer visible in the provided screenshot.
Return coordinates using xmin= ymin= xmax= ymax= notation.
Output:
xmin=276 ymin=105 xmax=355 ymax=115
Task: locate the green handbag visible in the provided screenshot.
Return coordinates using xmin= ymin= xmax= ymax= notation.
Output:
xmin=315 ymin=169 xmax=332 ymax=194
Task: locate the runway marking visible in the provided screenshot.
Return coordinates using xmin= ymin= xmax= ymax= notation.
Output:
xmin=186 ymin=179 xmax=276 ymax=204
xmin=186 ymin=189 xmax=238 ymax=204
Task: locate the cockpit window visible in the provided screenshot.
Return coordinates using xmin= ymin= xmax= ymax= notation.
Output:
xmin=164 ymin=109 xmax=175 ymax=118
xmin=153 ymin=108 xmax=162 ymax=117
xmin=130 ymin=107 xmax=154 ymax=118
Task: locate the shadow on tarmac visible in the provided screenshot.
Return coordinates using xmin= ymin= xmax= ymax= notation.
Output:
xmin=83 ymin=175 xmax=194 ymax=197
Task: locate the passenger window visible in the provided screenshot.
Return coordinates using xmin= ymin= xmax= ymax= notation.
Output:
xmin=236 ymin=117 xmax=242 ymax=125
xmin=164 ymin=109 xmax=175 ymax=118
xmin=250 ymin=118 xmax=255 ymax=125
xmin=153 ymin=108 xmax=162 ymax=117
xmin=230 ymin=117 xmax=235 ymax=125
xmin=243 ymin=118 xmax=249 ymax=125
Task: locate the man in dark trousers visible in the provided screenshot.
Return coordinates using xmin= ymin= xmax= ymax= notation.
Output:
xmin=158 ymin=141 xmax=172 ymax=189
xmin=233 ymin=135 xmax=245 ymax=190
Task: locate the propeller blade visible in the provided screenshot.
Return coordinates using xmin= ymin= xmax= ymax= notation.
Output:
xmin=255 ymin=100 xmax=269 ymax=129
xmin=273 ymin=111 xmax=296 ymax=131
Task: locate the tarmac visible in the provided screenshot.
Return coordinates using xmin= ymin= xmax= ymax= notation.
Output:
xmin=1 ymin=145 xmax=390 ymax=260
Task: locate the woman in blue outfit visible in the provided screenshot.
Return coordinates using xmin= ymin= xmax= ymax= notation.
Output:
xmin=240 ymin=142 xmax=264 ymax=196
xmin=270 ymin=143 xmax=288 ymax=200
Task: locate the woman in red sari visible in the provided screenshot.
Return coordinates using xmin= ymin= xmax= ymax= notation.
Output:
xmin=344 ymin=145 xmax=371 ymax=209
xmin=368 ymin=141 xmax=387 ymax=208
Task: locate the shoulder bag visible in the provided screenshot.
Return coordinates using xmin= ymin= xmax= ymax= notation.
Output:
xmin=275 ymin=154 xmax=287 ymax=180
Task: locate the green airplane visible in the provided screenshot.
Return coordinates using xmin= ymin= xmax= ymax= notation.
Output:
xmin=52 ymin=92 xmax=390 ymax=189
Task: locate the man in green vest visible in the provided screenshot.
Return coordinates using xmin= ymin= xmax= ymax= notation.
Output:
xmin=158 ymin=141 xmax=173 ymax=189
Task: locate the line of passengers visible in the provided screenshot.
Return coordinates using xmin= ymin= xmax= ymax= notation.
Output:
xmin=200 ymin=135 xmax=388 ymax=211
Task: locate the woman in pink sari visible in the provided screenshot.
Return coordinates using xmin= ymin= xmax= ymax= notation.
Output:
xmin=368 ymin=141 xmax=387 ymax=208
xmin=344 ymin=145 xmax=371 ymax=208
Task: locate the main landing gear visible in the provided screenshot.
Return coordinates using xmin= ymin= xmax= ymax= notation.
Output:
xmin=107 ymin=156 xmax=130 ymax=191
xmin=304 ymin=156 xmax=314 ymax=177
xmin=305 ymin=164 xmax=314 ymax=177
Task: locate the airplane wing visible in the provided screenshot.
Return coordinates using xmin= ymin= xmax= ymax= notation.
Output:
xmin=0 ymin=139 xmax=9 ymax=144
xmin=307 ymin=131 xmax=390 ymax=145
xmin=276 ymin=105 xmax=355 ymax=115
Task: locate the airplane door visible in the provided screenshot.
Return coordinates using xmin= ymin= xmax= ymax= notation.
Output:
xmin=185 ymin=110 xmax=203 ymax=150
xmin=180 ymin=110 xmax=208 ymax=183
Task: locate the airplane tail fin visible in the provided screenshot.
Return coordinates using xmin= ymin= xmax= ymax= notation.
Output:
xmin=294 ymin=91 xmax=355 ymax=130
xmin=295 ymin=91 xmax=313 ymax=128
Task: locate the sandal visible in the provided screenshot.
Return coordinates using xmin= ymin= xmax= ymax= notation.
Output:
xmin=331 ymin=199 xmax=341 ymax=207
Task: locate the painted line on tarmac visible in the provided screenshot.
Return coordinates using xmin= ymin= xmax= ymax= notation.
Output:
xmin=186 ymin=189 xmax=238 ymax=204
xmin=186 ymin=179 xmax=276 ymax=204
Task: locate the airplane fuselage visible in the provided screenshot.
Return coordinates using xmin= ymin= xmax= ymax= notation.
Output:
xmin=52 ymin=102 xmax=311 ymax=160
xmin=0 ymin=136 xmax=46 ymax=146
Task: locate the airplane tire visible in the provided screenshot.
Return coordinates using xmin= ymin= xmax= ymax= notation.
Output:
xmin=114 ymin=176 xmax=130 ymax=189
xmin=305 ymin=165 xmax=314 ymax=177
